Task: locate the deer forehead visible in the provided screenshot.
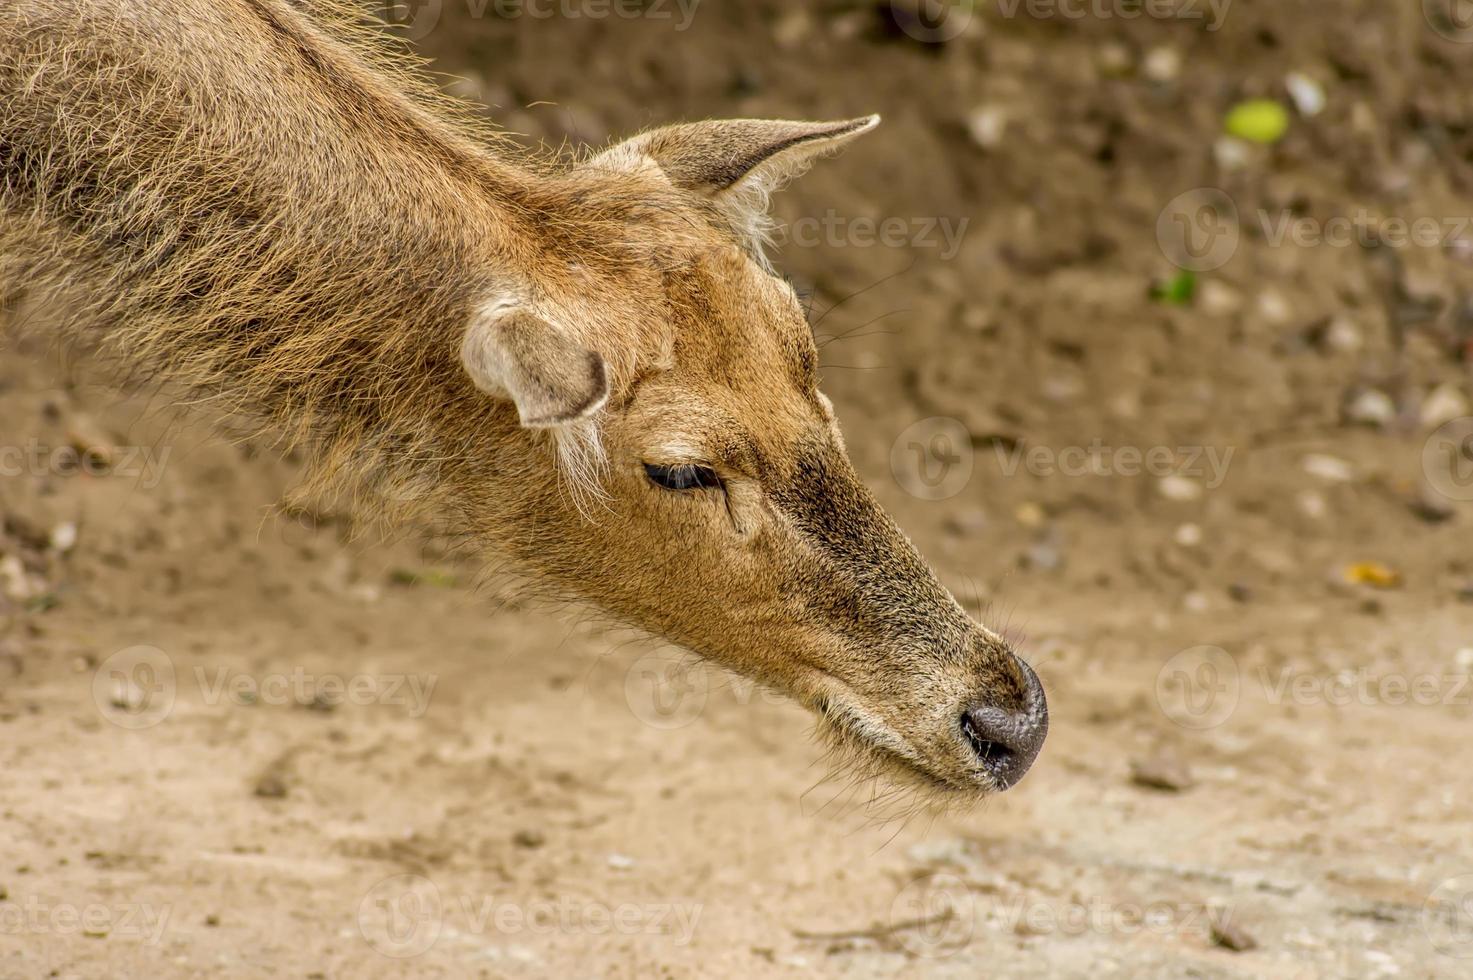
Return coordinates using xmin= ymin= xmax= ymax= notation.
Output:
xmin=659 ymin=252 xmax=818 ymax=388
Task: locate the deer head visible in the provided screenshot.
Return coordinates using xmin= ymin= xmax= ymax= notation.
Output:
xmin=455 ymin=116 xmax=1046 ymax=801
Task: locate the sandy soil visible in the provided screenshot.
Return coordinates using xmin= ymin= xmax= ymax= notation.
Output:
xmin=4 ymin=1 xmax=1473 ymax=977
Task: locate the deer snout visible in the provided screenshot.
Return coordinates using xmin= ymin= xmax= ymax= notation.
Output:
xmin=960 ymin=659 xmax=1048 ymax=790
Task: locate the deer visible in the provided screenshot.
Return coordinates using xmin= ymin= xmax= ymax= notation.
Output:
xmin=0 ymin=0 xmax=1047 ymax=801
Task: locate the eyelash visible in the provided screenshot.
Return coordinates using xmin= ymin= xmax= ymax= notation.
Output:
xmin=644 ymin=462 xmax=723 ymax=492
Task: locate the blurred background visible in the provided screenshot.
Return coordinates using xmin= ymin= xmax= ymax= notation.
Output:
xmin=3 ymin=1 xmax=1473 ymax=976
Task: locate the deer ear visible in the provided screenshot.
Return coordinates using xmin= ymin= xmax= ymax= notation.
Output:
xmin=592 ymin=115 xmax=880 ymax=195
xmin=588 ymin=116 xmax=879 ymax=246
xmin=460 ymin=301 xmax=609 ymax=428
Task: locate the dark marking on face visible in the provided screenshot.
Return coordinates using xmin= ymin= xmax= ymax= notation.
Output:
xmin=765 ymin=438 xmax=972 ymax=662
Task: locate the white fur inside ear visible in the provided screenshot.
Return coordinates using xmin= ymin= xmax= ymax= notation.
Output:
xmin=460 ymin=300 xmax=609 ymax=428
xmin=459 ymin=299 xmax=520 ymax=400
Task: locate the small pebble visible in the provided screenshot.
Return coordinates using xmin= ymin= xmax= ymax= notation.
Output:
xmin=1323 ymin=316 xmax=1363 ymax=353
xmin=1015 ymin=502 xmax=1046 ymax=528
xmin=254 ymin=774 xmax=289 ymax=799
xmin=1096 ymin=42 xmax=1134 ymax=77
xmin=1214 ymin=137 xmax=1253 ymax=172
xmin=1297 ymin=490 xmax=1328 ymax=519
xmin=966 ymin=106 xmax=1009 ymax=150
xmin=772 ymin=9 xmax=812 ymax=48
xmin=607 ymin=853 xmax=636 ymax=870
xmin=1420 ymin=384 xmax=1469 ymax=430
xmin=49 ymin=523 xmax=78 ymax=554
xmin=1410 ymin=488 xmax=1456 ymax=524
xmin=1302 ymin=454 xmax=1354 ymax=483
xmin=1257 ymin=290 xmax=1292 ymax=326
xmin=1344 ymin=389 xmax=1396 ymax=428
xmin=65 ymin=416 xmax=116 ymax=470
xmin=513 ymin=829 xmax=545 ymax=849
xmin=1130 ymin=754 xmax=1195 ymax=792
xmin=1159 ymin=476 xmax=1203 ymax=502
xmin=1285 ymin=72 xmax=1327 ymax=117
xmin=1211 ymin=918 xmax=1259 ymax=952
xmin=1174 ymin=523 xmax=1203 ymax=547
xmin=1199 ymin=280 xmax=1243 ymax=316
xmin=1142 ymin=47 xmax=1181 ymax=83
xmin=1041 ymin=375 xmax=1084 ymax=402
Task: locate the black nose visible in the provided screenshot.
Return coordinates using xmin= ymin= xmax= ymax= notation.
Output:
xmin=961 ymin=660 xmax=1048 ymax=790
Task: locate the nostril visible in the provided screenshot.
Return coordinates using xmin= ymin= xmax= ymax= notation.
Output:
xmin=960 ymin=712 xmax=1016 ymax=771
xmin=962 ymin=662 xmax=1049 ymax=790
xmin=960 ymin=705 xmax=1045 ymax=789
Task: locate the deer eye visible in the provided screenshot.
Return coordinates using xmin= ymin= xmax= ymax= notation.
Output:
xmin=644 ymin=463 xmax=722 ymax=492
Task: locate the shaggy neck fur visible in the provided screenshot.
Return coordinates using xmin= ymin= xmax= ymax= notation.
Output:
xmin=0 ymin=0 xmax=703 ymax=519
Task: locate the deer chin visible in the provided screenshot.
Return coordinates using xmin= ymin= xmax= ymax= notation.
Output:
xmin=802 ymin=678 xmax=1009 ymax=805
xmin=784 ymin=649 xmax=1049 ymax=807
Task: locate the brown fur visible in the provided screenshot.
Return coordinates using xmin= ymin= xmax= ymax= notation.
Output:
xmin=1 ymin=0 xmax=1045 ymax=802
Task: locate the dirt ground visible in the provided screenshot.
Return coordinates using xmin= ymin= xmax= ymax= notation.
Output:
xmin=4 ymin=0 xmax=1473 ymax=977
